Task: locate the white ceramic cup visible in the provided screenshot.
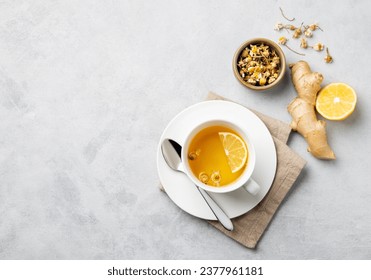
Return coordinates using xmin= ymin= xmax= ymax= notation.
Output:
xmin=181 ymin=120 xmax=260 ymax=195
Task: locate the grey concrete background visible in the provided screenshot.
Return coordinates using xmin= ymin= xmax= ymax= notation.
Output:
xmin=0 ymin=0 xmax=370 ymax=259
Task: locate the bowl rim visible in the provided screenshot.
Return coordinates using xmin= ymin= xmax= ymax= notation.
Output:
xmin=232 ymin=37 xmax=286 ymax=91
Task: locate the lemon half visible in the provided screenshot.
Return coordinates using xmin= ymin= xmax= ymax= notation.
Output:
xmin=316 ymin=83 xmax=357 ymax=121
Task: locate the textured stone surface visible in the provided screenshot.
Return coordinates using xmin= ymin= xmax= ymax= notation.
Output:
xmin=0 ymin=0 xmax=370 ymax=259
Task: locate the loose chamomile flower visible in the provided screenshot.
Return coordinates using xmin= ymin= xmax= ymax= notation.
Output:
xmin=324 ymin=47 xmax=333 ymax=63
xmin=293 ymin=28 xmax=302 ymax=38
xmin=278 ymin=36 xmax=288 ymax=45
xmin=313 ymin=42 xmax=324 ymax=51
xmin=304 ymin=28 xmax=313 ymax=38
xmin=279 ymin=36 xmax=305 ymax=56
xmin=274 ymin=9 xmax=330 ymax=63
xmin=300 ymin=38 xmax=308 ymax=49
xmin=309 ymin=23 xmax=322 ymax=31
xmin=274 ymin=22 xmax=284 ymax=31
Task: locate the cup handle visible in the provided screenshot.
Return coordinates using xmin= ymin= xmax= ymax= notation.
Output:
xmin=242 ymin=178 xmax=260 ymax=195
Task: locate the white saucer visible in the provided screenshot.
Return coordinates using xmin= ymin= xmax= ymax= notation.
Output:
xmin=157 ymin=100 xmax=277 ymax=220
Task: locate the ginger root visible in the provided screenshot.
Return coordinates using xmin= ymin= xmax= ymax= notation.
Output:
xmin=288 ymin=61 xmax=335 ymax=159
xmin=290 ymin=61 xmax=323 ymax=105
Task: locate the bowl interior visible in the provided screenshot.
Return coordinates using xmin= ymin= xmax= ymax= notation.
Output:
xmin=233 ymin=38 xmax=286 ymax=90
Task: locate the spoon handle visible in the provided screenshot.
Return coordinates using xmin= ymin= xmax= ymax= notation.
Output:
xmin=197 ymin=187 xmax=234 ymax=231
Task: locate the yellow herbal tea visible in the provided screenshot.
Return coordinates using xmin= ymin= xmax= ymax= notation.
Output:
xmin=187 ymin=125 xmax=248 ymax=187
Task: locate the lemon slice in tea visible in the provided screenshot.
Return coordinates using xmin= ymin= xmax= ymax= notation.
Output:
xmin=218 ymin=132 xmax=248 ymax=173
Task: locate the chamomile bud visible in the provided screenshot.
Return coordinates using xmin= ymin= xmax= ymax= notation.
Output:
xmin=304 ymin=29 xmax=313 ymax=38
xmin=313 ymin=43 xmax=324 ymax=51
xmin=274 ymin=22 xmax=284 ymax=31
xmin=324 ymin=47 xmax=333 ymax=63
xmin=278 ymin=36 xmax=288 ymax=45
xmin=293 ymin=28 xmax=302 ymax=38
xmin=300 ymin=38 xmax=308 ymax=49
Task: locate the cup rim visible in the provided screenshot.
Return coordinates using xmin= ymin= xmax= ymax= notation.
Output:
xmin=181 ymin=120 xmax=256 ymax=193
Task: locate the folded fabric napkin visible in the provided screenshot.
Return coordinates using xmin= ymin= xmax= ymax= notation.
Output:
xmin=160 ymin=92 xmax=306 ymax=249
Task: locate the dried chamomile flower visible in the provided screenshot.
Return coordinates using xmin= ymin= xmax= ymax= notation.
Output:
xmin=211 ymin=171 xmax=221 ymax=185
xmin=272 ymin=56 xmax=280 ymax=65
xmin=278 ymin=36 xmax=288 ymax=45
xmin=293 ymin=28 xmax=302 ymax=38
xmin=324 ymin=47 xmax=333 ymax=63
xmin=300 ymin=38 xmax=308 ymax=49
xmin=279 ymin=36 xmax=305 ymax=55
xmin=188 ymin=149 xmax=201 ymax=160
xmin=313 ymin=42 xmax=324 ymax=51
xmin=241 ymin=49 xmax=249 ymax=58
xmin=268 ymin=76 xmax=276 ymax=84
xmin=304 ymin=28 xmax=313 ymax=38
xmin=199 ymin=172 xmax=209 ymax=184
xmin=274 ymin=22 xmax=284 ymax=31
xmin=259 ymin=77 xmax=267 ymax=86
xmin=262 ymin=48 xmax=270 ymax=57
xmin=188 ymin=152 xmax=197 ymax=160
xmin=309 ymin=23 xmax=322 ymax=31
xmin=274 ymin=8 xmax=331 ymax=63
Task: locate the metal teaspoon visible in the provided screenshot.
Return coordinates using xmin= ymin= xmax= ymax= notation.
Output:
xmin=161 ymin=138 xmax=233 ymax=231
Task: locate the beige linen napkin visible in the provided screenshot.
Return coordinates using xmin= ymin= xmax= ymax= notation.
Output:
xmin=160 ymin=92 xmax=306 ymax=249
